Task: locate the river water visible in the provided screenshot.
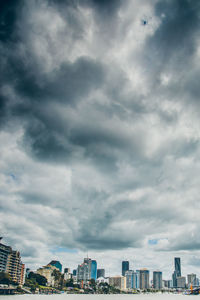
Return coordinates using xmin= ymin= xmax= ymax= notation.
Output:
xmin=0 ymin=294 xmax=196 ymax=300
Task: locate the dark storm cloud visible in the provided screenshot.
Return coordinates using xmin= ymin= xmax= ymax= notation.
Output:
xmin=5 ymin=56 xmax=104 ymax=104
xmin=147 ymin=0 xmax=200 ymax=66
xmin=1 ymin=0 xmax=200 ymax=270
xmin=0 ymin=0 xmax=21 ymax=43
xmin=139 ymin=0 xmax=200 ymax=98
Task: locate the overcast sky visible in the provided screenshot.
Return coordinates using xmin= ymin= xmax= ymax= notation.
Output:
xmin=1 ymin=0 xmax=200 ymax=279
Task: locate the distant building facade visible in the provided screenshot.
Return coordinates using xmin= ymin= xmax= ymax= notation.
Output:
xmin=187 ymin=273 xmax=197 ymax=287
xmin=49 ymin=260 xmax=62 ymax=272
xmin=77 ymin=258 xmax=97 ymax=282
xmin=140 ymin=269 xmax=149 ymax=289
xmin=109 ymin=276 xmax=126 ymax=290
xmin=37 ymin=264 xmax=58 ymax=286
xmin=177 ymin=276 xmax=186 ymax=288
xmin=133 ymin=270 xmax=140 ymax=289
xmin=0 ymin=238 xmax=25 ymax=285
xmin=122 ymin=261 xmax=129 ymax=276
xmin=97 ymin=269 xmax=105 ymax=278
xmin=125 ymin=270 xmax=134 ymax=289
xmin=91 ymin=260 xmax=97 ymax=280
xmin=153 ymin=271 xmax=162 ymax=290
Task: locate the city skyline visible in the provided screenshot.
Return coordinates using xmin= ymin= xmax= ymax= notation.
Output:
xmin=1 ymin=238 xmax=200 ymax=289
xmin=1 ymin=0 xmax=200 ymax=280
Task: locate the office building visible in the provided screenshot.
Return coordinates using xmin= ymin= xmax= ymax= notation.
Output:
xmin=133 ymin=270 xmax=140 ymax=289
xmin=187 ymin=273 xmax=196 ymax=287
xmin=173 ymin=257 xmax=181 ymax=287
xmin=153 ymin=271 xmax=162 ymax=290
xmin=77 ymin=262 xmax=90 ymax=282
xmin=77 ymin=258 xmax=97 ymax=282
xmin=97 ymin=269 xmax=105 ymax=278
xmin=177 ymin=276 xmax=186 ymax=288
xmin=175 ymin=258 xmax=181 ymax=277
xmin=122 ymin=261 xmax=129 ymax=276
xmin=49 ymin=260 xmax=62 ymax=272
xmin=125 ymin=270 xmax=134 ymax=289
xmin=163 ymin=280 xmax=172 ymax=289
xmin=91 ymin=260 xmax=97 ymax=280
xmin=109 ymin=276 xmax=126 ymax=290
xmin=140 ymin=269 xmax=149 ymax=289
xmin=73 ymin=269 xmax=77 ymax=276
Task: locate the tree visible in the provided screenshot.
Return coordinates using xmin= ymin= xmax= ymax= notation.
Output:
xmin=0 ymin=272 xmax=11 ymax=285
xmin=66 ymin=278 xmax=74 ymax=287
xmin=28 ymin=272 xmax=47 ymax=286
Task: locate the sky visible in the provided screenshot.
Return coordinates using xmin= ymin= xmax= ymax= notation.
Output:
xmin=1 ymin=0 xmax=200 ymax=279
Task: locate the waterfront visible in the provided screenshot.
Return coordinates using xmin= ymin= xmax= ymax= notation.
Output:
xmin=0 ymin=294 xmax=197 ymax=300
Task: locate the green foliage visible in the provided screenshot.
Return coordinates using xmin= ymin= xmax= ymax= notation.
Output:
xmin=66 ymin=278 xmax=74 ymax=287
xmin=0 ymin=272 xmax=11 ymax=284
xmin=28 ymin=272 xmax=47 ymax=286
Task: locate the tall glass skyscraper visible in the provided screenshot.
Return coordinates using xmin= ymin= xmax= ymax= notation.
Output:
xmin=122 ymin=261 xmax=129 ymax=276
xmin=173 ymin=257 xmax=181 ymax=287
xmin=91 ymin=260 xmax=97 ymax=280
xmin=175 ymin=257 xmax=181 ymax=277
xmin=153 ymin=271 xmax=162 ymax=290
xmin=139 ymin=269 xmax=149 ymax=289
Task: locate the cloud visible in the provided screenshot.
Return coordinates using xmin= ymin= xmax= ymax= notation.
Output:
xmin=1 ymin=0 xmax=200 ymax=277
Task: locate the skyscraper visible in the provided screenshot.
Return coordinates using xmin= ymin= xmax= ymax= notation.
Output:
xmin=175 ymin=257 xmax=181 ymax=277
xmin=77 ymin=258 xmax=97 ymax=282
xmin=187 ymin=274 xmax=197 ymax=287
xmin=153 ymin=271 xmax=162 ymax=290
xmin=139 ymin=269 xmax=149 ymax=289
xmin=125 ymin=270 xmax=134 ymax=289
xmin=173 ymin=257 xmax=181 ymax=287
xmin=122 ymin=261 xmax=129 ymax=276
xmin=133 ymin=270 xmax=140 ymax=289
xmin=97 ymin=269 xmax=105 ymax=278
xmin=91 ymin=260 xmax=97 ymax=280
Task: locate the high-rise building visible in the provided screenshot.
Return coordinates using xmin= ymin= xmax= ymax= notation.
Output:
xmin=49 ymin=260 xmax=62 ymax=272
xmin=187 ymin=274 xmax=197 ymax=287
xmin=133 ymin=270 xmax=140 ymax=289
xmin=0 ymin=240 xmax=11 ymax=272
xmin=0 ymin=239 xmax=25 ymax=285
xmin=6 ymin=250 xmax=22 ymax=283
xmin=175 ymin=258 xmax=181 ymax=277
xmin=97 ymin=269 xmax=105 ymax=278
xmin=122 ymin=261 xmax=129 ymax=276
xmin=177 ymin=276 xmax=186 ymax=288
xmin=173 ymin=257 xmax=181 ymax=287
xmin=125 ymin=270 xmax=134 ymax=289
xmin=153 ymin=271 xmax=162 ymax=290
xmin=73 ymin=269 xmax=77 ymax=276
xmin=77 ymin=262 xmax=90 ymax=282
xmin=20 ymin=263 xmax=25 ymax=286
xmin=109 ymin=276 xmax=126 ymax=290
xmin=139 ymin=269 xmax=149 ymax=289
xmin=163 ymin=280 xmax=172 ymax=288
xmin=91 ymin=260 xmax=97 ymax=280
xmin=77 ymin=258 xmax=97 ymax=282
